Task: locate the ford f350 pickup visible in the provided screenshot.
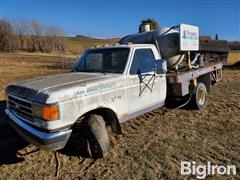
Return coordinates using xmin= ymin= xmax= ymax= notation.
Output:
xmin=5 ymin=24 xmax=222 ymax=158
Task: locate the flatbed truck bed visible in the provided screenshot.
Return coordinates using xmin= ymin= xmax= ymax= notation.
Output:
xmin=166 ymin=62 xmax=223 ymax=97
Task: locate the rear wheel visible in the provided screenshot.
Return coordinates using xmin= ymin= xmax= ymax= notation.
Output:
xmin=86 ymin=114 xmax=112 ymax=159
xmin=190 ymin=82 xmax=208 ymax=110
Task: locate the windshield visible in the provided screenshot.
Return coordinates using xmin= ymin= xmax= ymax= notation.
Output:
xmin=72 ymin=48 xmax=130 ymax=73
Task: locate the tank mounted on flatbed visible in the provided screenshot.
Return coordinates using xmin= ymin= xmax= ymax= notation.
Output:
xmin=120 ymin=23 xmax=200 ymax=71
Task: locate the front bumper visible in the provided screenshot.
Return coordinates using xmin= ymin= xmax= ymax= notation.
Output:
xmin=5 ymin=108 xmax=72 ymax=151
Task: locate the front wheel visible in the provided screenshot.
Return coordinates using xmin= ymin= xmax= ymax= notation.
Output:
xmin=190 ymin=82 xmax=208 ymax=110
xmin=86 ymin=114 xmax=112 ymax=159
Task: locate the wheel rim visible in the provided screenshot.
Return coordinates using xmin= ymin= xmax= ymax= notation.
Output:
xmin=197 ymin=87 xmax=206 ymax=106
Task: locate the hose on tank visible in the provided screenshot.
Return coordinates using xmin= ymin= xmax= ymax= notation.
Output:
xmin=173 ymin=93 xmax=192 ymax=111
xmin=163 ymin=94 xmax=192 ymax=115
xmin=158 ymin=24 xmax=180 ymax=38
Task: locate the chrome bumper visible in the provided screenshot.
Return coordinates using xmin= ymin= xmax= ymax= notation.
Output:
xmin=5 ymin=108 xmax=72 ymax=151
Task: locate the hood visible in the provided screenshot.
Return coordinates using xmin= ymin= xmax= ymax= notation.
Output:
xmin=6 ymin=73 xmax=122 ymax=104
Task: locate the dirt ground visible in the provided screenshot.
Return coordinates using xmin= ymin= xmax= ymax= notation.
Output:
xmin=0 ymin=53 xmax=239 ymax=179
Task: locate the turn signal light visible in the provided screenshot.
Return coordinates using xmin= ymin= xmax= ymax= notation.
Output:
xmin=42 ymin=105 xmax=59 ymax=121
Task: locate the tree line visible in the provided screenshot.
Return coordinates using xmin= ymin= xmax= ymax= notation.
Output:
xmin=0 ymin=19 xmax=65 ymax=52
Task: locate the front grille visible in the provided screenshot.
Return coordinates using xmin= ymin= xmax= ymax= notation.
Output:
xmin=8 ymin=95 xmax=33 ymax=118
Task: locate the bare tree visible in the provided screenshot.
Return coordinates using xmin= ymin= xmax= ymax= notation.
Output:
xmin=12 ymin=19 xmax=31 ymax=50
xmin=31 ymin=19 xmax=42 ymax=36
xmin=45 ymin=25 xmax=65 ymax=52
xmin=228 ymin=41 xmax=240 ymax=50
xmin=13 ymin=19 xmax=30 ymax=36
xmin=30 ymin=20 xmax=43 ymax=51
xmin=0 ymin=19 xmax=15 ymax=52
xmin=1 ymin=18 xmax=65 ymax=53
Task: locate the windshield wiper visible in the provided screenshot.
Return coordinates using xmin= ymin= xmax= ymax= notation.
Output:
xmin=85 ymin=69 xmax=100 ymax=73
xmin=102 ymin=70 xmax=122 ymax=73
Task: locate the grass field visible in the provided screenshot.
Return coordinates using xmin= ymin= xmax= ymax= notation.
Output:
xmin=0 ymin=53 xmax=239 ymax=179
xmin=65 ymin=36 xmax=118 ymax=55
xmin=227 ymin=50 xmax=240 ymax=65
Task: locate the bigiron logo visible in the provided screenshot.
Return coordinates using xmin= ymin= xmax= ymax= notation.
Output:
xmin=180 ymin=161 xmax=237 ymax=179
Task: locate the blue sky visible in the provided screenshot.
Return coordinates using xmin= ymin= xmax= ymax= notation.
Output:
xmin=1 ymin=0 xmax=239 ymax=40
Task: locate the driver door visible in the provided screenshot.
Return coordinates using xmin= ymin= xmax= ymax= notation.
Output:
xmin=127 ymin=48 xmax=166 ymax=115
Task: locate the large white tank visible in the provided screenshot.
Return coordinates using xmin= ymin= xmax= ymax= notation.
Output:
xmin=119 ymin=27 xmax=185 ymax=70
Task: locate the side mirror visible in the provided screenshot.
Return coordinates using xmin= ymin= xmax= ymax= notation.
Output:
xmin=155 ymin=59 xmax=167 ymax=74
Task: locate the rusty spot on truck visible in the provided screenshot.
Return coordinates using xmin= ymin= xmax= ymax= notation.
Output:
xmin=97 ymin=106 xmax=105 ymax=109
xmin=119 ymin=113 xmax=128 ymax=118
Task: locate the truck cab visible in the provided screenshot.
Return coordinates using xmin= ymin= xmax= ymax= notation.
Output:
xmin=5 ymin=44 xmax=167 ymax=155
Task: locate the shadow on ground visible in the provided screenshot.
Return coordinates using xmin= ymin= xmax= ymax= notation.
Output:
xmin=0 ymin=100 xmax=92 ymax=162
xmin=58 ymin=125 xmax=92 ymax=158
xmin=0 ymin=100 xmax=29 ymax=165
xmin=224 ymin=62 xmax=240 ymax=70
xmin=59 ymin=136 xmax=91 ymax=158
xmin=165 ymin=95 xmax=193 ymax=110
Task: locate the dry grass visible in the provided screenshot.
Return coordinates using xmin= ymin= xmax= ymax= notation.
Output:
xmin=227 ymin=50 xmax=240 ymax=65
xmin=65 ymin=36 xmax=118 ymax=55
xmin=0 ymin=53 xmax=239 ymax=179
xmin=0 ymin=53 xmax=75 ymax=100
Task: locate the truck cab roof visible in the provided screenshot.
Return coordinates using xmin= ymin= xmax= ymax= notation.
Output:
xmin=90 ymin=44 xmax=157 ymax=50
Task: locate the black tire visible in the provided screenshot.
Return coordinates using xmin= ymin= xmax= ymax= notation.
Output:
xmin=190 ymin=82 xmax=208 ymax=110
xmin=86 ymin=114 xmax=112 ymax=159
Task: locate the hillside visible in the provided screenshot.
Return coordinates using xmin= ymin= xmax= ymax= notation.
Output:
xmin=65 ymin=36 xmax=118 ymax=55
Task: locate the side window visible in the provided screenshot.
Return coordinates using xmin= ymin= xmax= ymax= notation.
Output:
xmin=130 ymin=49 xmax=156 ymax=75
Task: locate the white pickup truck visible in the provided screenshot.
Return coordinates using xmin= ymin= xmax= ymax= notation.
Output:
xmin=5 ymin=43 xmax=222 ymax=158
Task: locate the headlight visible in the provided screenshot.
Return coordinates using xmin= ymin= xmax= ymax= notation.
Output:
xmin=32 ymin=104 xmax=59 ymax=121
